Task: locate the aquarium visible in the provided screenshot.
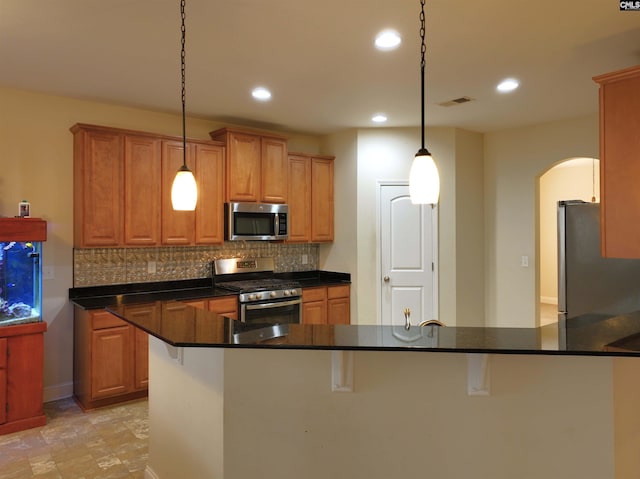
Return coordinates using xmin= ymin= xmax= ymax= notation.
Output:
xmin=0 ymin=240 xmax=42 ymax=324
xmin=0 ymin=218 xmax=46 ymax=326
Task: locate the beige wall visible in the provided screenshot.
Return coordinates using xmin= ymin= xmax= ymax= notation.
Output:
xmin=484 ymin=114 xmax=599 ymax=328
xmin=223 ymin=350 xmax=615 ymax=478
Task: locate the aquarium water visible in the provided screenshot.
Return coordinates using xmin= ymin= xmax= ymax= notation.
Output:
xmin=0 ymin=241 xmax=41 ymax=324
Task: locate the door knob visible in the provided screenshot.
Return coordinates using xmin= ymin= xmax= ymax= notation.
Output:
xmin=383 ymin=276 xmax=390 ymax=282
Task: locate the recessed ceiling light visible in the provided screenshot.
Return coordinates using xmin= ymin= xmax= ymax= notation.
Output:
xmin=496 ymin=78 xmax=519 ymax=93
xmin=371 ymin=114 xmax=388 ymax=123
xmin=252 ymin=87 xmax=272 ymax=101
xmin=374 ymin=30 xmax=401 ymax=51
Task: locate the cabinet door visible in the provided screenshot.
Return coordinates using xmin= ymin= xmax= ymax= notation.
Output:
xmin=195 ymin=143 xmax=225 ymax=244
xmin=328 ymin=298 xmax=350 ymax=325
xmin=0 ymin=338 xmax=6 ymax=424
xmin=261 ymin=137 xmax=288 ymax=203
xmin=123 ymin=303 xmax=159 ymax=391
xmin=227 ymin=132 xmax=261 ymax=202
xmin=133 ymin=328 xmax=149 ymax=390
xmin=161 ymin=140 xmax=195 ymax=245
xmin=73 ymin=128 xmax=123 ymax=246
xmin=287 ymin=156 xmax=311 ymax=242
xmin=302 ymin=287 xmax=328 ymax=324
xmin=327 ymin=285 xmax=350 ymax=325
xmin=302 ymin=301 xmax=326 ymax=325
xmin=91 ymin=326 xmax=132 ymax=399
xmin=160 ymin=302 xmax=196 ymax=342
xmin=311 ymin=158 xmax=334 ymax=242
xmin=124 ymin=135 xmax=161 ymax=245
xmin=595 ymin=67 xmax=640 ymax=258
xmin=6 ymin=333 xmax=45 ymax=422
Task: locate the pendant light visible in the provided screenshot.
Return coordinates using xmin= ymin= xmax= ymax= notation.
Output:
xmin=171 ymin=0 xmax=198 ymax=211
xmin=409 ymin=0 xmax=440 ymax=205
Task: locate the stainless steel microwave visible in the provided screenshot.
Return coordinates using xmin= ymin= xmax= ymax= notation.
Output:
xmin=225 ymin=202 xmax=289 ymax=241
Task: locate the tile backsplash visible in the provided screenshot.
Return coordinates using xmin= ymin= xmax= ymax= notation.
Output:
xmin=73 ymin=243 xmax=319 ymax=287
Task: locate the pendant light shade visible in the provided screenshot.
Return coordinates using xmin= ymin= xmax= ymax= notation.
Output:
xmin=171 ymin=0 xmax=198 ymax=211
xmin=409 ymin=148 xmax=440 ymax=204
xmin=171 ymin=164 xmax=198 ymax=210
xmin=409 ymin=0 xmax=440 ymax=205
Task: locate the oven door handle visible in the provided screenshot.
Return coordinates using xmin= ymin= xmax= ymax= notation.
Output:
xmin=245 ymin=299 xmax=302 ymax=310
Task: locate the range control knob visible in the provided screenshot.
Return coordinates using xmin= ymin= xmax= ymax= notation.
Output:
xmin=270 ymin=291 xmax=277 ymax=298
xmin=248 ymin=294 xmax=256 ymax=301
xmin=283 ymin=290 xmax=290 ymax=296
xmin=255 ymin=293 xmax=263 ymax=300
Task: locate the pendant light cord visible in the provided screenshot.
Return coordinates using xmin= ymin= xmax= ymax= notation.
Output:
xmin=180 ymin=0 xmax=187 ymax=168
xmin=419 ymin=0 xmax=426 ymax=152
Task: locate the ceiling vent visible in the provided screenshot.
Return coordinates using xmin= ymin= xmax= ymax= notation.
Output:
xmin=438 ymin=96 xmax=474 ymax=107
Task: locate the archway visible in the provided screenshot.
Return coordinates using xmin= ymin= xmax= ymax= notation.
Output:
xmin=536 ymin=157 xmax=599 ymax=326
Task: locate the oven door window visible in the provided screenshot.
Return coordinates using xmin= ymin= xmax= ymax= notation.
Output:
xmin=242 ymin=299 xmax=301 ymax=325
xmin=234 ymin=213 xmax=275 ymax=237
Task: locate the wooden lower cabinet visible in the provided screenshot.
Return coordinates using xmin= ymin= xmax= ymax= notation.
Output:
xmin=327 ymin=285 xmax=351 ymax=325
xmin=302 ymin=285 xmax=350 ymax=325
xmin=0 ymin=322 xmax=47 ymax=435
xmin=74 ymin=307 xmax=148 ymax=410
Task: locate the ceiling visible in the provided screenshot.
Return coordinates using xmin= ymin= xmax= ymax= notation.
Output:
xmin=1 ymin=0 xmax=639 ymax=135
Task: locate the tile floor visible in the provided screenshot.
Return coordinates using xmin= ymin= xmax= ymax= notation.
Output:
xmin=0 ymin=398 xmax=148 ymax=479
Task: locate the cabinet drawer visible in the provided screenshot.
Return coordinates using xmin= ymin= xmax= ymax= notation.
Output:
xmin=303 ymin=287 xmax=327 ymax=302
xmin=92 ymin=310 xmax=127 ymax=330
xmin=327 ymin=284 xmax=349 ymax=299
xmin=208 ymin=296 xmax=238 ymax=315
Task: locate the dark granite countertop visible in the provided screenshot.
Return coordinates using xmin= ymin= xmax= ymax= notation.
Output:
xmin=69 ymin=271 xmax=351 ymax=310
xmin=102 ymin=297 xmax=640 ymax=356
xmin=70 ymin=272 xmax=640 ymax=356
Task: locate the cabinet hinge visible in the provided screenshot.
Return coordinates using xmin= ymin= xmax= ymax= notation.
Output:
xmin=431 ymin=262 xmax=434 ymax=272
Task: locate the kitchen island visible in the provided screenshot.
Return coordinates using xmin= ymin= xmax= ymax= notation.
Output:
xmin=100 ymin=297 xmax=640 ymax=479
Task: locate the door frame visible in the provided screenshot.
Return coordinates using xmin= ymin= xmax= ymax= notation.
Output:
xmin=376 ymin=180 xmax=439 ymax=326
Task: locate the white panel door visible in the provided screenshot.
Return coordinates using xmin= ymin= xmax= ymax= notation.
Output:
xmin=380 ymin=184 xmax=437 ymax=326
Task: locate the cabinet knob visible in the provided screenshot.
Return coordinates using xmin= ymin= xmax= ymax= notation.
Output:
xmin=383 ymin=276 xmax=390 ymax=282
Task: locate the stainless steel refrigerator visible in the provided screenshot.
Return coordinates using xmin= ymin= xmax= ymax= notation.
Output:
xmin=557 ymin=200 xmax=640 ymax=349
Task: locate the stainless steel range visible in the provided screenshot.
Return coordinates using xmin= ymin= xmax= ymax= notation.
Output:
xmin=212 ymin=257 xmax=302 ymax=325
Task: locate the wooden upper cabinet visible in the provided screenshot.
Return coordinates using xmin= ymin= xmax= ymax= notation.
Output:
xmin=72 ymin=126 xmax=123 ymax=247
xmin=124 ymin=135 xmax=161 ymax=246
xmin=593 ymin=65 xmax=640 ymax=258
xmin=72 ymin=123 xmax=226 ymax=248
xmin=287 ymin=153 xmax=335 ymax=243
xmin=210 ymin=127 xmax=288 ymax=203
xmin=261 ymin=136 xmax=288 ymax=203
xmin=161 ymin=140 xmax=195 ymax=245
xmin=287 ymin=155 xmax=312 ymax=242
xmin=195 ymin=143 xmax=225 ymax=244
xmin=310 ymin=157 xmax=334 ymax=242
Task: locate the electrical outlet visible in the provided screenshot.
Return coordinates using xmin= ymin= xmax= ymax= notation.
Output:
xmin=302 ymin=254 xmax=308 ymax=265
xmin=521 ymin=255 xmax=529 ymax=267
xmin=147 ymin=261 xmax=157 ymax=274
xmin=43 ymin=266 xmax=55 ymax=280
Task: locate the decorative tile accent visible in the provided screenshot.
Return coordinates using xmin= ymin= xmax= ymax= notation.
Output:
xmin=73 ymin=243 xmax=320 ymax=287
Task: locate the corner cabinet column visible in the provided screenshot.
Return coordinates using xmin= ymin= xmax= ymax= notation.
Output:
xmin=593 ymin=65 xmax=640 ymax=258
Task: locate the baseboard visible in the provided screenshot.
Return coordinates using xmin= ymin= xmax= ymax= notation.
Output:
xmin=145 ymin=465 xmax=160 ymax=479
xmin=43 ymin=381 xmax=74 ymax=403
xmin=540 ymin=296 xmax=558 ymax=305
